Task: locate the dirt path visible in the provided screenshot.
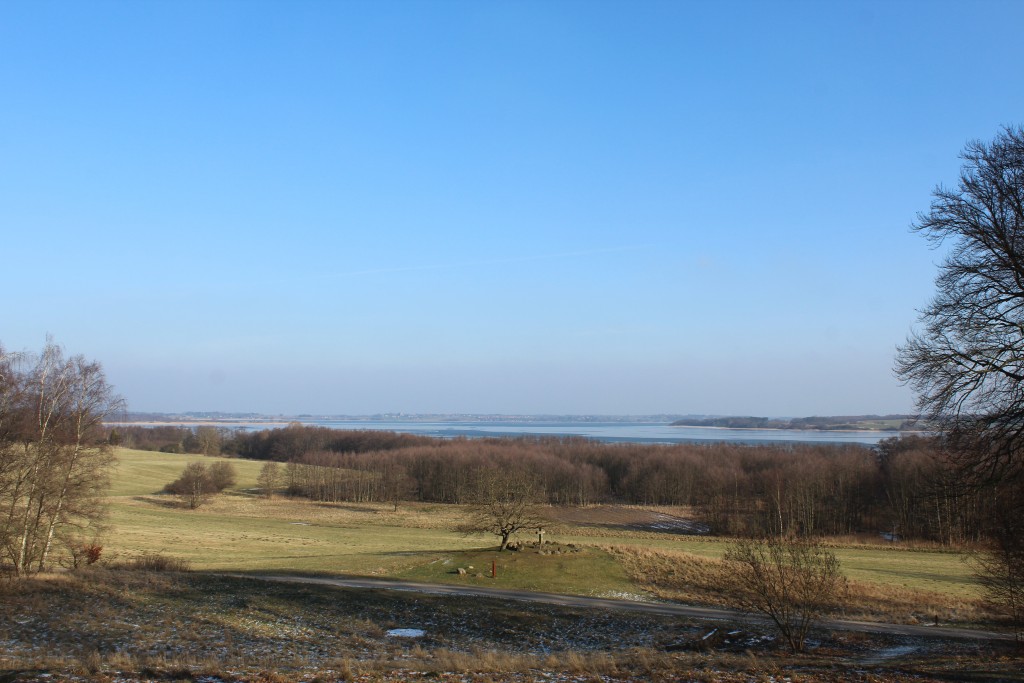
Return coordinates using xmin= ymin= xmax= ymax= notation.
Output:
xmin=221 ymin=572 xmax=1014 ymax=643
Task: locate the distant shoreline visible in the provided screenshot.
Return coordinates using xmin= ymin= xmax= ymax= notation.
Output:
xmin=106 ymin=418 xmax=914 ymax=436
xmin=669 ymin=424 xmax=904 ymax=434
xmin=107 ymin=420 xmax=293 ymax=428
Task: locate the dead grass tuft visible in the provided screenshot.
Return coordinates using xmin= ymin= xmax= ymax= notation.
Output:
xmin=426 ymin=646 xmax=536 ymax=673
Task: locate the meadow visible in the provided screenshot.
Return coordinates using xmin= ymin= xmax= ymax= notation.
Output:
xmin=104 ymin=448 xmax=984 ymax=625
xmin=1 ymin=446 xmax=1014 ymax=682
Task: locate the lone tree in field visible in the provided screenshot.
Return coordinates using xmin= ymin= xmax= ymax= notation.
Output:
xmin=466 ymin=468 xmax=545 ymax=551
xmin=723 ymin=535 xmax=846 ymax=652
xmin=896 ymin=126 xmax=1024 ymax=640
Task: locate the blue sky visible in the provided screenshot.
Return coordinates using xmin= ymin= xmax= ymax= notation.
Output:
xmin=2 ymin=0 xmax=1022 ymax=416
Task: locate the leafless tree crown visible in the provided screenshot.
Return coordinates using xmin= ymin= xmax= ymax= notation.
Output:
xmin=896 ymin=126 xmax=1024 ymax=478
xmin=0 ymin=339 xmax=124 ymax=575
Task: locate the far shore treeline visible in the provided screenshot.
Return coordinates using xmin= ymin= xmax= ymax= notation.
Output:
xmin=669 ymin=415 xmax=916 ymax=431
xmin=113 ymin=423 xmax=982 ymax=545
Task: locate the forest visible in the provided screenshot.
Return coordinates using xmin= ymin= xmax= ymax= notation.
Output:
xmin=113 ymin=423 xmax=987 ymax=545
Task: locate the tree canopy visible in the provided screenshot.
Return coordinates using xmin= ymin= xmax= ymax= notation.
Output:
xmin=896 ymin=126 xmax=1024 ymax=483
xmin=897 ymin=127 xmax=1024 ymax=642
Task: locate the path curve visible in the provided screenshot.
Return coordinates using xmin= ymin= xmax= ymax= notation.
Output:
xmin=219 ymin=572 xmax=1014 ymax=642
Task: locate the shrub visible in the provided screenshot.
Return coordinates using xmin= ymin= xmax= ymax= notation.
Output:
xmin=723 ymin=535 xmax=847 ymax=652
xmin=120 ymin=553 xmax=191 ymax=572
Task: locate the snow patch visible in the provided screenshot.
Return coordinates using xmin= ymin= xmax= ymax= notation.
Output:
xmin=386 ymin=628 xmax=426 ymax=638
xmin=596 ymin=590 xmax=655 ymax=602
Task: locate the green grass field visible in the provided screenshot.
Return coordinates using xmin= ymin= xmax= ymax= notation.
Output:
xmin=107 ymin=449 xmax=266 ymax=496
xmin=104 ymin=448 xmax=982 ymax=614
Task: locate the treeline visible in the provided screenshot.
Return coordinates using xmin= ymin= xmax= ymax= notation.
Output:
xmin=670 ymin=415 xmax=915 ymax=431
xmin=110 ymin=423 xmax=432 ymax=457
xmin=283 ymin=435 xmax=992 ymax=542
xmin=118 ymin=424 xmax=991 ymax=544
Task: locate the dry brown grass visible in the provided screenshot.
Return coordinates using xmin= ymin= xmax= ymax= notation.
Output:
xmin=607 ymin=545 xmax=730 ymax=603
xmin=608 ymin=544 xmax=990 ymax=625
xmin=2 ymin=569 xmax=1020 ymax=682
xmin=842 ymin=577 xmax=986 ymax=623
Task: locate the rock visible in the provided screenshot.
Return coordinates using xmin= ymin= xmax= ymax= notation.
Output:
xmin=456 ymin=568 xmax=467 ymax=576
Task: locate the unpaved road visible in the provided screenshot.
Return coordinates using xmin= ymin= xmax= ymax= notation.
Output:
xmin=223 ymin=573 xmax=1014 ymax=643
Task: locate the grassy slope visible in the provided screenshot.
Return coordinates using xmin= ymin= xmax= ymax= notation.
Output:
xmin=105 ymin=448 xmax=980 ymax=609
xmin=107 ymin=448 xmax=266 ymax=496
xmin=565 ymin=535 xmax=979 ymax=599
xmin=107 ymin=450 xmax=474 ymax=574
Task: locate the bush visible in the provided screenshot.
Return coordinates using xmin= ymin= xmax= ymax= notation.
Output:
xmin=723 ymin=535 xmax=847 ymax=652
xmin=118 ymin=553 xmax=191 ymax=572
xmin=207 ymin=461 xmax=237 ymax=491
xmin=164 ymin=461 xmax=235 ymax=509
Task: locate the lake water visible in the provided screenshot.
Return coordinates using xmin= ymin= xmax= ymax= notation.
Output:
xmin=151 ymin=419 xmax=897 ymax=446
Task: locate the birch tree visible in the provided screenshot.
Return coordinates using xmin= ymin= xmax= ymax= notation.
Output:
xmin=0 ymin=340 xmax=122 ymax=575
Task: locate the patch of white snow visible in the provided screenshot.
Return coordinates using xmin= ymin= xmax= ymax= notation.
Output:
xmin=386 ymin=628 xmax=426 ymax=638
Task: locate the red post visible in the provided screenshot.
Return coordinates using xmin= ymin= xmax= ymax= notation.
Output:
xmin=491 ymin=559 xmax=496 ymax=578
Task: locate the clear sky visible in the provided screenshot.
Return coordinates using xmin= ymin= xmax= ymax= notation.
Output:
xmin=2 ymin=0 xmax=1022 ymax=416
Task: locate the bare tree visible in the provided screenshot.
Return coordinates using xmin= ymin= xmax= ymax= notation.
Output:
xmin=381 ymin=462 xmax=413 ymax=512
xmin=896 ymin=126 xmax=1024 ymax=484
xmin=165 ymin=462 xmax=216 ymax=509
xmin=896 ymin=126 xmax=1024 ymax=631
xmin=195 ymin=427 xmax=222 ymax=457
xmin=466 ymin=468 xmax=546 ymax=551
xmin=0 ymin=340 xmax=122 ymax=575
xmin=164 ymin=460 xmax=237 ymax=509
xmin=723 ymin=535 xmax=847 ymax=652
xmin=257 ymin=461 xmax=281 ymax=499
xmin=207 ymin=461 xmax=236 ymax=491
xmin=970 ymin=492 xmax=1024 ymax=647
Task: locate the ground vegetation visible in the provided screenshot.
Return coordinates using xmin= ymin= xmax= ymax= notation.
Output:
xmin=0 ymin=569 xmax=1016 ymax=682
xmin=722 ymin=535 xmax=848 ymax=652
